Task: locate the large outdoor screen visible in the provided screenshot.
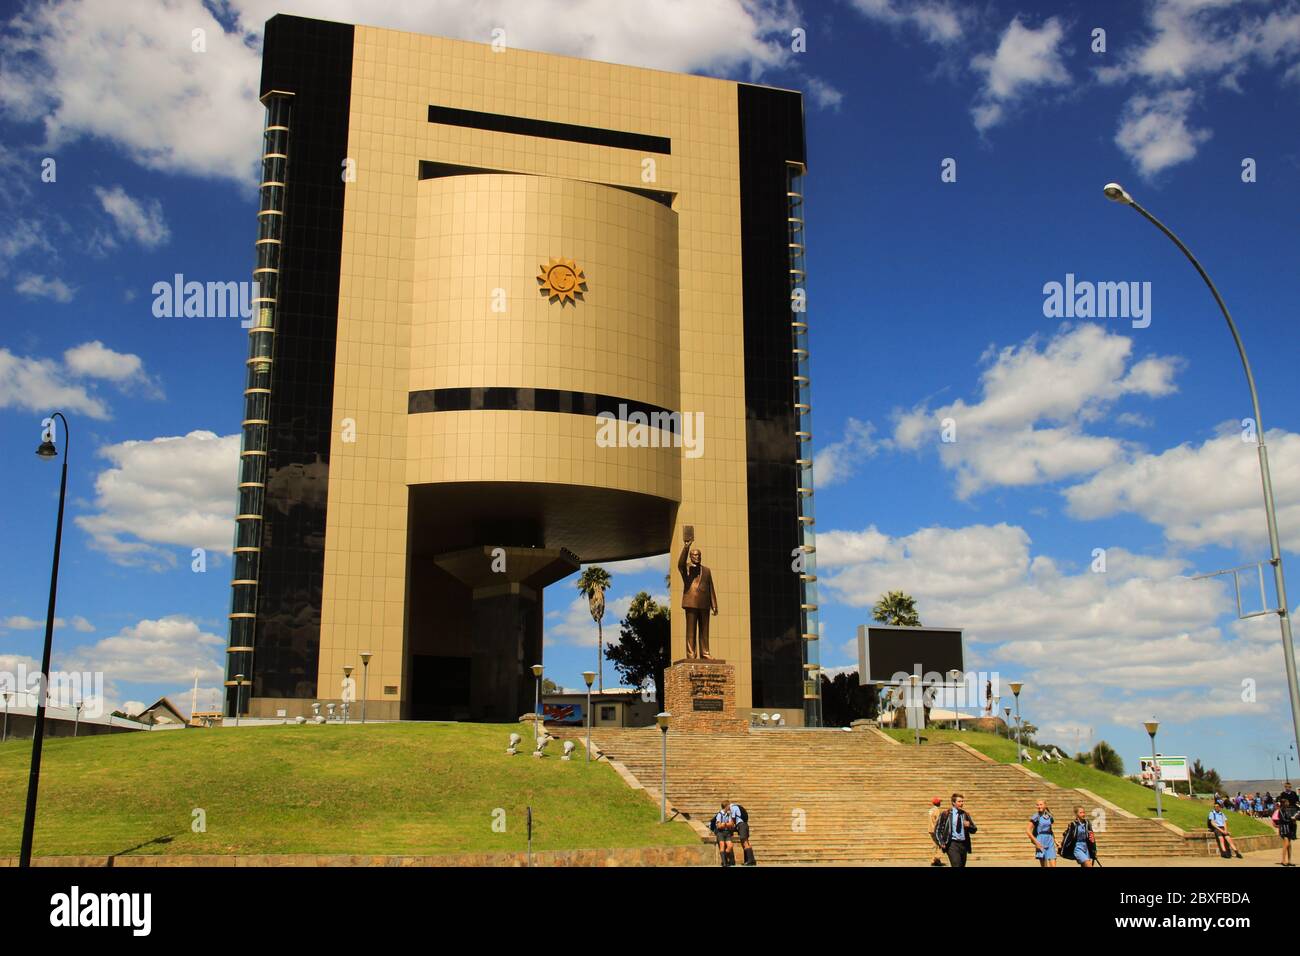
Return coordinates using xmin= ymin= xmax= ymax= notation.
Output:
xmin=856 ymin=625 xmax=966 ymax=684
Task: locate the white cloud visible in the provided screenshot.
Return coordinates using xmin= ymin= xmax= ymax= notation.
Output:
xmin=93 ymin=185 xmax=170 ymax=248
xmin=891 ymin=324 xmax=1180 ymax=498
xmin=64 ymin=340 xmax=162 ymax=397
xmin=1064 ymin=425 xmax=1300 ymax=553
xmin=0 ymin=0 xmax=263 ymax=183
xmin=0 ymin=346 xmax=110 ymax=419
xmin=0 ymin=341 xmax=158 ymax=420
xmin=0 ymin=615 xmax=93 ymax=632
xmin=805 ymin=76 xmax=844 ymax=111
xmin=75 ymin=430 xmax=240 ymax=567
xmin=15 ymin=273 xmax=75 ymax=302
xmin=599 ymin=554 xmax=671 ymax=577
xmin=846 ymin=0 xmax=966 ymax=45
xmin=970 ymin=16 xmax=1070 ymax=133
xmin=58 ymin=614 xmax=224 ymax=687
xmin=1101 ymin=0 xmax=1300 ymax=86
xmin=814 ymin=417 xmax=877 ymax=487
xmin=818 ymin=520 xmax=1288 ymax=731
xmin=1115 ymin=88 xmax=1212 ymax=177
xmin=0 ymin=218 xmax=55 ymax=268
xmin=0 ymin=0 xmax=800 ymax=186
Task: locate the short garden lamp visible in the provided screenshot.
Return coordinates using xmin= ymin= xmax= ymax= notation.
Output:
xmin=582 ymin=670 xmax=596 ymax=762
xmin=359 ymin=651 xmax=372 ymax=723
xmin=1008 ymin=681 xmax=1024 ymax=763
xmin=531 ymin=664 xmax=544 ymax=741
xmin=1144 ymin=718 xmax=1163 ymax=818
xmin=656 ymin=711 xmax=671 ymax=822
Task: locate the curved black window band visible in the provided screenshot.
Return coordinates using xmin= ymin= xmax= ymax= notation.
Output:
xmin=409 ymin=387 xmax=677 ymax=423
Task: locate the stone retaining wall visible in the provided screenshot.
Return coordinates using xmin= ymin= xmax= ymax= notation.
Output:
xmin=2 ymin=845 xmax=716 ymax=868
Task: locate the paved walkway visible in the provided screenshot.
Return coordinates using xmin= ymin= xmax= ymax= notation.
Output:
xmin=784 ymin=849 xmax=1291 ymax=867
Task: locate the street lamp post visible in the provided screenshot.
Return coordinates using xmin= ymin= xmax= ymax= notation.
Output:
xmin=360 ymin=651 xmax=371 ymax=724
xmin=20 ymin=412 xmax=71 ymax=869
xmin=582 ymin=670 xmax=596 ymax=762
xmin=531 ymin=664 xmax=544 ymax=743
xmin=1145 ymin=718 xmax=1163 ymax=819
xmin=2 ymin=691 xmax=10 ymax=744
xmin=1009 ymin=681 xmax=1024 ymax=763
xmin=1105 ymin=183 xmax=1300 ymax=756
xmin=656 ymin=711 xmax=671 ymax=822
xmin=908 ymin=674 xmax=921 ymax=747
xmin=1003 ymin=706 xmax=1012 ymax=741
xmin=948 ymin=669 xmax=963 ymax=732
xmin=73 ymin=700 xmax=83 ymax=738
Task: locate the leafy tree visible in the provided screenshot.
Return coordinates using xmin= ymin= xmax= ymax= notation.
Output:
xmin=1087 ymin=740 xmax=1125 ymax=776
xmin=871 ymin=590 xmax=920 ymax=627
xmin=819 ymin=671 xmax=878 ymax=727
xmin=576 ymin=566 xmax=612 ymax=692
xmin=541 ymin=678 xmax=560 ymax=696
xmin=1190 ymin=758 xmax=1223 ymax=795
xmin=605 ymin=591 xmax=670 ymax=711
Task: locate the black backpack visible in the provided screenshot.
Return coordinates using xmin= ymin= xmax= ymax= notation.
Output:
xmin=734 ymin=805 xmax=749 ymax=823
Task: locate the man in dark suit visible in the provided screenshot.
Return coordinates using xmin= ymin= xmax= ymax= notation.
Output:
xmin=935 ymin=792 xmax=977 ymax=867
xmin=678 ymin=531 xmax=718 ymax=659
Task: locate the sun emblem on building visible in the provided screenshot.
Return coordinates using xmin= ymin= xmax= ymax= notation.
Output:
xmin=537 ymin=257 xmax=587 ymax=304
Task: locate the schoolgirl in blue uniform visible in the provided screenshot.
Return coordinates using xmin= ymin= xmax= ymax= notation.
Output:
xmin=1027 ymin=799 xmax=1056 ymax=866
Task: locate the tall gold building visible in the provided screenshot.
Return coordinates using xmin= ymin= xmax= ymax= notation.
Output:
xmin=226 ymin=15 xmax=821 ymax=725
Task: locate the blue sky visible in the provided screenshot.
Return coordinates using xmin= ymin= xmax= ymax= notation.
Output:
xmin=1 ymin=0 xmax=1298 ymax=778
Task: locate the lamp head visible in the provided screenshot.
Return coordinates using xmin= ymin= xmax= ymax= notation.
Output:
xmin=360 ymin=651 xmax=372 ymax=665
xmin=1144 ymin=718 xmax=1160 ymax=737
xmin=36 ymin=439 xmax=58 ymax=459
xmin=531 ymin=664 xmax=544 ymax=678
xmin=1009 ymin=681 xmax=1023 ymax=696
xmin=582 ymin=670 xmax=596 ymax=688
xmin=1103 ymin=182 xmax=1134 ymax=205
xmin=656 ymin=711 xmax=671 ymax=731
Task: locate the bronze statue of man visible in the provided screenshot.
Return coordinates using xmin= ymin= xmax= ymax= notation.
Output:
xmin=678 ymin=529 xmax=718 ymax=659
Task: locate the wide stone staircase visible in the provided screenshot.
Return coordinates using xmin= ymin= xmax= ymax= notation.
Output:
xmin=569 ymin=727 xmax=1197 ymax=864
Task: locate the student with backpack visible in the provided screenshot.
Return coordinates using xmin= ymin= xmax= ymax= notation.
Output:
xmin=710 ymin=800 xmax=737 ymax=866
xmin=729 ymin=801 xmax=756 ymax=866
xmin=1273 ymin=794 xmax=1297 ymax=867
xmin=1208 ymin=801 xmax=1244 ymax=859
xmin=1060 ymin=806 xmax=1098 ymax=867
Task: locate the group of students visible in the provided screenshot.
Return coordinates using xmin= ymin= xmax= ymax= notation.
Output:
xmin=1225 ymin=786 xmax=1292 ymax=819
xmin=927 ymin=794 xmax=1098 ymax=867
xmin=709 ymin=800 xmax=757 ymax=866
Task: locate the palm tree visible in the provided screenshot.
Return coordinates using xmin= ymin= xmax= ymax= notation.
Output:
xmin=872 ymin=590 xmax=921 ymax=626
xmin=576 ymin=566 xmax=612 ymax=692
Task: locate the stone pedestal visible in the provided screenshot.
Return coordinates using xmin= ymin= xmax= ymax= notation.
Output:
xmin=663 ymin=659 xmax=749 ymax=733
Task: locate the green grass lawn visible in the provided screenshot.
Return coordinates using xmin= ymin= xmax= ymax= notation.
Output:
xmin=0 ymin=723 xmax=699 ymax=858
xmin=883 ymin=728 xmax=1275 ymax=837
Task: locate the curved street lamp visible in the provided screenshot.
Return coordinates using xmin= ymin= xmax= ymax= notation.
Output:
xmin=21 ymin=412 xmax=70 ymax=868
xmin=1104 ymin=183 xmax=1300 ymax=757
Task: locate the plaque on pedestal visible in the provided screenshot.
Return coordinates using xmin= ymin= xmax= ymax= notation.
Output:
xmin=663 ymin=659 xmax=749 ymax=733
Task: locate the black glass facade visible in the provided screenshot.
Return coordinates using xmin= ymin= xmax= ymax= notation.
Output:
xmin=737 ymin=84 xmax=807 ymax=713
xmin=224 ymin=16 xmax=355 ymax=714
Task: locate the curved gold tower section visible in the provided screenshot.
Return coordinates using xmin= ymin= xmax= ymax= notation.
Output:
xmin=404 ymin=173 xmax=681 ymax=719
